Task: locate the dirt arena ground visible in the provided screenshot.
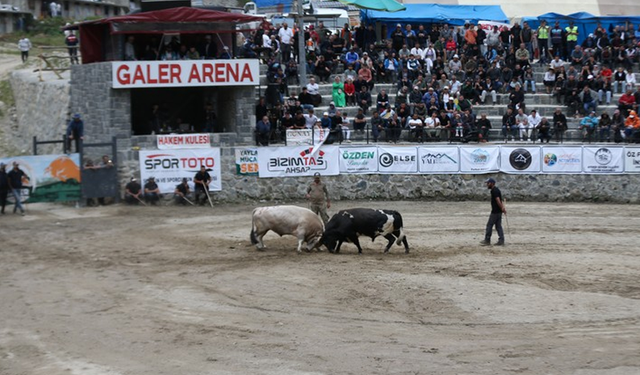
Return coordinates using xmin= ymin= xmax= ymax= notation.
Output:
xmin=1 ymin=199 xmax=640 ymax=375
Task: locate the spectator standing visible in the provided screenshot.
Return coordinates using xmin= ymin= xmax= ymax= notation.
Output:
xmin=306 ymin=172 xmax=330 ymax=223
xmin=565 ymin=21 xmax=579 ymax=57
xmin=66 ymin=113 xmax=84 ymax=153
xmin=278 ymin=22 xmax=294 ymax=63
xmin=18 ymin=37 xmax=32 ymax=63
xmin=480 ymin=177 xmax=506 ymax=246
xmin=537 ymin=20 xmax=550 ymax=64
xmin=65 ymin=31 xmax=80 ymax=64
xmin=0 ymin=163 xmax=8 ymax=214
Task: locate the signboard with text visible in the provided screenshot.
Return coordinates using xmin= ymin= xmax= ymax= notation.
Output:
xmin=338 ymin=146 xmax=379 ymax=174
xmin=257 ymin=145 xmax=340 ymax=178
xmin=459 ymin=146 xmax=500 ymax=174
xmin=286 ymin=129 xmax=329 ymax=146
xmin=157 ymin=133 xmax=211 ymax=149
xmin=500 ymin=147 xmax=542 ymax=174
xmin=235 ymin=148 xmax=259 ymax=175
xmin=418 ymin=146 xmax=460 ymax=173
xmin=112 ymin=60 xmax=259 ymax=89
xmin=139 ymin=148 xmax=222 ymax=193
xmin=377 ymin=146 xmax=418 ymax=174
xmin=582 ymin=147 xmax=624 ymax=174
xmin=624 ymin=147 xmax=640 ymax=173
xmin=541 ymin=147 xmax=583 ymax=173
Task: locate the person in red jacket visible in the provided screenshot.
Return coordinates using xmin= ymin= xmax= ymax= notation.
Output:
xmin=344 ymin=78 xmax=356 ymax=106
xmin=619 ymin=89 xmax=636 ymax=117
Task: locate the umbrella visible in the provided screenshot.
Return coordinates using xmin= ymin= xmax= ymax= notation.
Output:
xmin=338 ymin=0 xmax=406 ymax=13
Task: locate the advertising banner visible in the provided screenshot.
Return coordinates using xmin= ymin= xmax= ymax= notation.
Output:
xmin=286 ymin=129 xmax=329 ymax=146
xmin=0 ymin=154 xmax=81 ymax=202
xmin=112 ymin=60 xmax=259 ymax=89
xmin=582 ymin=146 xmax=624 ymax=174
xmin=257 ymin=145 xmax=340 ymax=178
xmin=418 ymin=146 xmax=460 ymax=173
xmin=541 ymin=147 xmax=583 ymax=173
xmin=157 ymin=133 xmax=211 ymax=149
xmin=623 ymin=147 xmax=640 ymax=173
xmin=377 ymin=146 xmax=418 ymax=174
xmin=459 ymin=146 xmax=500 ymax=173
xmin=339 ymin=146 xmax=379 ymax=174
xmin=500 ymin=147 xmax=542 ymax=174
xmin=139 ymin=149 xmax=222 ymax=193
xmin=235 ymin=148 xmax=259 ymax=176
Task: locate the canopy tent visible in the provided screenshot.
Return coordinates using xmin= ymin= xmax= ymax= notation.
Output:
xmin=360 ymin=4 xmax=509 ymax=29
xmin=252 ymin=0 xmax=293 ymax=14
xmin=522 ymin=12 xmax=640 ymax=45
xmin=65 ymin=7 xmax=264 ymax=63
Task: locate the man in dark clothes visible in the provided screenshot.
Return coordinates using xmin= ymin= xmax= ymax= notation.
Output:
xmin=66 ymin=113 xmax=84 ymax=153
xmin=194 ymin=165 xmax=211 ymax=206
xmin=0 ymin=163 xmax=8 ymax=214
xmin=174 ymin=178 xmax=191 ymax=205
xmin=7 ymin=162 xmax=29 ymax=215
xmin=124 ymin=177 xmax=142 ymax=205
xmin=480 ymin=178 xmax=506 ymax=246
xmin=143 ymin=177 xmax=161 ymax=205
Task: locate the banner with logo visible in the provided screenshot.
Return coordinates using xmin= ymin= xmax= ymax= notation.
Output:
xmin=157 ymin=133 xmax=211 ymax=149
xmin=377 ymin=147 xmax=418 ymax=174
xmin=235 ymin=148 xmax=259 ymax=175
xmin=0 ymin=154 xmax=81 ymax=203
xmin=459 ymin=146 xmax=500 ymax=173
xmin=582 ymin=146 xmax=624 ymax=174
xmin=286 ymin=129 xmax=329 ymax=146
xmin=499 ymin=147 xmax=542 ymax=174
xmin=541 ymin=147 xmax=583 ymax=173
xmin=624 ymin=147 xmax=640 ymax=173
xmin=339 ymin=146 xmax=379 ymax=174
xmin=418 ymin=146 xmax=460 ymax=173
xmin=139 ymin=149 xmax=222 ymax=193
xmin=257 ymin=145 xmax=340 ymax=178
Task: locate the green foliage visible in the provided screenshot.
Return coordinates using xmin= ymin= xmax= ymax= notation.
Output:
xmin=30 ymin=16 xmax=69 ymax=36
xmin=0 ymin=80 xmax=15 ymax=110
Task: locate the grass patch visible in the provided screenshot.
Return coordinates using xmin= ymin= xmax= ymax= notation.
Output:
xmin=0 ymin=80 xmax=15 ymax=109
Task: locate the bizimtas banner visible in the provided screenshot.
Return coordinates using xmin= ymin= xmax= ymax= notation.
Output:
xmin=257 ymin=145 xmax=340 ymax=178
xmin=139 ymin=149 xmax=222 ymax=193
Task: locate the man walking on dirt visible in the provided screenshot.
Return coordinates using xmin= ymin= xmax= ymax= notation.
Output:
xmin=480 ymin=177 xmax=506 ymax=246
xmin=306 ymin=172 xmax=330 ymax=223
xmin=7 ymin=162 xmax=29 ymax=216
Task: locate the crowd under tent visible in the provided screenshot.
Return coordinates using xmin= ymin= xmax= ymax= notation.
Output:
xmin=522 ymin=12 xmax=640 ymax=45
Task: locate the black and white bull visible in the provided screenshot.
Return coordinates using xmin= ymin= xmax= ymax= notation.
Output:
xmin=321 ymin=208 xmax=410 ymax=254
xmin=250 ymin=205 xmax=325 ymax=252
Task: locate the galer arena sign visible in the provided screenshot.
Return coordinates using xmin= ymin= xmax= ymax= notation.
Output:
xmin=112 ymin=60 xmax=259 ymax=89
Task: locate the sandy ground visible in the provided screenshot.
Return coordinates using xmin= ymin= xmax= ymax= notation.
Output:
xmin=1 ymin=199 xmax=640 ymax=375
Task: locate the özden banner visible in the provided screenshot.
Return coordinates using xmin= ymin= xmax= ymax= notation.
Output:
xmin=0 ymin=154 xmax=81 ymax=202
xmin=257 ymin=145 xmax=340 ymax=177
xmin=139 ymin=148 xmax=222 ymax=193
xmin=339 ymin=146 xmax=379 ymax=174
xmin=624 ymin=147 xmax=640 ymax=173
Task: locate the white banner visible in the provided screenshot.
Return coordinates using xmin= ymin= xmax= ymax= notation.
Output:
xmin=377 ymin=147 xmax=418 ymax=174
xmin=112 ymin=60 xmax=259 ymax=89
xmin=500 ymin=147 xmax=542 ymax=174
xmin=257 ymin=145 xmax=340 ymax=178
xmin=339 ymin=146 xmax=379 ymax=174
xmin=583 ymin=147 xmax=624 ymax=174
xmin=139 ymin=148 xmax=222 ymax=193
xmin=541 ymin=147 xmax=583 ymax=173
xmin=459 ymin=146 xmax=500 ymax=173
xmin=235 ymin=148 xmax=259 ymax=175
xmin=286 ymin=129 xmax=329 ymax=146
xmin=418 ymin=146 xmax=460 ymax=173
xmin=157 ymin=133 xmax=211 ymax=149
xmin=624 ymin=147 xmax=640 ymax=173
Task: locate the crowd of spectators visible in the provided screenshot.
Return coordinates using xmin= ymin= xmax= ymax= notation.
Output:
xmin=244 ymin=19 xmax=640 ymax=144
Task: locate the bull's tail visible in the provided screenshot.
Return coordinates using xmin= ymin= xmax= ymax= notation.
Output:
xmin=250 ymin=211 xmax=259 ymax=245
xmin=395 ymin=227 xmax=406 ymax=246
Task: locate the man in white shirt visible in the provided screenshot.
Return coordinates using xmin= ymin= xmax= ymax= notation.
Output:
xmin=18 ymin=37 xmax=32 ymax=63
xmin=526 ymin=109 xmax=542 ymax=142
xmin=278 ymin=23 xmax=294 ymax=62
xmin=306 ymin=77 xmax=321 ymax=106
xmin=549 ymin=55 xmax=564 ymax=70
xmin=424 ymin=112 xmax=441 ymax=140
xmin=515 ymin=108 xmax=529 ymax=141
xmin=408 ymin=113 xmax=424 ymax=142
xmin=410 ymin=43 xmax=425 ymax=60
xmin=304 ymin=109 xmax=319 ymax=129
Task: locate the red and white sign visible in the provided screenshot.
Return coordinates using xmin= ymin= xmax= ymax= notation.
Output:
xmin=139 ymin=148 xmax=222 ymax=193
xmin=157 ymin=133 xmax=211 ymax=149
xmin=112 ymin=60 xmax=259 ymax=89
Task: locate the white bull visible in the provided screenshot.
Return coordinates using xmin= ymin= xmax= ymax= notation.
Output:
xmin=250 ymin=205 xmax=325 ymax=252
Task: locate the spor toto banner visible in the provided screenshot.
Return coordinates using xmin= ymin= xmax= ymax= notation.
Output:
xmin=377 ymin=146 xmax=418 ymax=173
xmin=459 ymin=146 xmax=500 ymax=173
xmin=541 ymin=146 xmax=582 ymax=173
xmin=624 ymin=147 xmax=640 ymax=173
xmin=418 ymin=146 xmax=460 ymax=173
xmin=257 ymin=145 xmax=340 ymax=177
xmin=139 ymin=149 xmax=222 ymax=193
xmin=582 ymin=147 xmax=624 ymax=174
xmin=157 ymin=133 xmax=211 ymax=149
xmin=500 ymin=147 xmax=542 ymax=174
xmin=339 ymin=146 xmax=378 ymax=174
xmin=112 ymin=60 xmax=259 ymax=89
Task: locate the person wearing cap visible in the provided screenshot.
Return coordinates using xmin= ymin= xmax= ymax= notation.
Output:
xmin=0 ymin=162 xmax=8 ymax=214
xmin=480 ymin=178 xmax=506 ymax=246
xmin=193 ymin=165 xmax=211 ymax=206
xmin=306 ymin=172 xmax=330 ymax=223
xmin=174 ymin=178 xmax=191 ymax=206
xmin=66 ymin=113 xmax=84 ymax=153
xmin=144 ymin=177 xmax=161 ymax=205
xmin=391 ymin=24 xmax=405 ymax=52
xmin=124 ymin=177 xmax=142 ymax=205
xmin=218 ymin=45 xmax=232 ymax=59
xmin=624 ymin=110 xmax=640 ymax=140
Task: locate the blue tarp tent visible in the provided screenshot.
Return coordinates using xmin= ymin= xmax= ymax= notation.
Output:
xmin=360 ymin=4 xmax=509 ymax=29
xmin=522 ymin=12 xmax=640 ymax=45
xmin=253 ymin=0 xmax=293 ymax=13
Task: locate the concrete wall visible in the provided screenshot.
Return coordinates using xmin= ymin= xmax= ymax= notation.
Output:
xmin=9 ymin=70 xmax=70 ymax=155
